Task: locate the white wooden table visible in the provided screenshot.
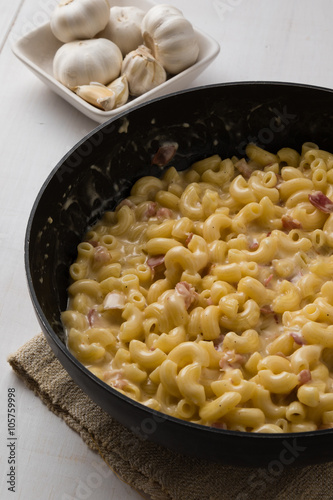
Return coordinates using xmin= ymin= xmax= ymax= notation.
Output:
xmin=1 ymin=0 xmax=333 ymax=498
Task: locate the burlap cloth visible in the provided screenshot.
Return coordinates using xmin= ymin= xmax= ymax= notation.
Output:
xmin=7 ymin=333 xmax=332 ymax=500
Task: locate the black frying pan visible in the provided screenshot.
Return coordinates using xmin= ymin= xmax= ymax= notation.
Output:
xmin=25 ymin=81 xmax=333 ymax=466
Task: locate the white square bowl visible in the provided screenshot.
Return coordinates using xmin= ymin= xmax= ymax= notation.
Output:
xmin=12 ymin=0 xmax=220 ymax=123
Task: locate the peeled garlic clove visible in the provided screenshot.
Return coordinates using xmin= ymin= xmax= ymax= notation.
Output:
xmin=74 ymin=84 xmax=116 ymax=111
xmin=107 ymin=75 xmax=129 ymax=108
xmin=121 ymin=45 xmax=166 ymax=97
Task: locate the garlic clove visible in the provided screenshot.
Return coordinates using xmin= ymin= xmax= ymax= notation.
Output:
xmin=107 ymin=75 xmax=129 ymax=108
xmin=121 ymin=45 xmax=167 ymax=97
xmin=73 ymin=84 xmax=116 ymax=111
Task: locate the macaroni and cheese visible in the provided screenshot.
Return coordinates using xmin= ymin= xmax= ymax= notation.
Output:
xmin=62 ymin=142 xmax=333 ymax=433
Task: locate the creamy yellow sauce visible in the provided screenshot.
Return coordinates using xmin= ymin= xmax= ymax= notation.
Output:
xmin=62 ymin=143 xmax=333 ymax=433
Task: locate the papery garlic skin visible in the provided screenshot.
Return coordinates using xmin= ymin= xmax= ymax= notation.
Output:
xmin=141 ymin=4 xmax=199 ymax=74
xmin=121 ymin=45 xmax=166 ymax=97
xmin=107 ymin=75 xmax=129 ymax=108
xmin=98 ymin=6 xmax=145 ymax=56
xmin=53 ymin=38 xmax=122 ymax=89
xmin=50 ymin=0 xmax=110 ymax=43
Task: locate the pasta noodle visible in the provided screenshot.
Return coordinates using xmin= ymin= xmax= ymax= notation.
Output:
xmin=62 ymin=142 xmax=333 ymax=433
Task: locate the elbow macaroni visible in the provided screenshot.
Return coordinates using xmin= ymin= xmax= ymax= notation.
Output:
xmin=63 ymin=142 xmax=333 ymax=433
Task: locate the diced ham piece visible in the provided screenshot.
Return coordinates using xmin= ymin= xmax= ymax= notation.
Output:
xmin=308 ymin=191 xmax=333 ymax=213
xmin=88 ymin=308 xmax=109 ymax=328
xmin=213 ymin=334 xmax=225 ymax=351
xmin=116 ymin=198 xmax=136 ymax=211
xmin=151 ymin=143 xmax=178 ymax=167
xmin=88 ymin=239 xmax=99 ymax=247
xmin=319 ymin=423 xmax=333 ymax=430
xmin=219 ymin=350 xmax=246 ymax=370
xmin=175 ymin=281 xmax=198 ymax=309
xmin=147 ymin=254 xmax=165 ymax=279
xmin=143 ymin=201 xmax=158 ymax=220
xmin=211 ymin=421 xmax=227 ymax=429
xmin=235 ymin=158 xmax=256 ymax=179
xmin=248 ymin=239 xmax=259 ymax=251
xmin=290 ymin=332 xmax=306 ymax=345
xmin=156 ymin=207 xmax=173 ymax=219
xmin=147 ymin=254 xmax=165 ymax=270
xmin=298 ymin=369 xmax=311 ymax=385
xmin=93 ymin=245 xmax=111 ymax=264
xmin=185 ymin=232 xmax=194 ymax=247
xmin=103 ymin=291 xmax=126 ymax=310
xmin=281 ymin=214 xmax=302 ymax=230
xmin=112 ymin=378 xmax=128 ymax=390
xmin=88 ymin=308 xmax=98 ymax=327
xmin=260 ymin=306 xmax=280 ymax=323
xmin=104 ymin=370 xmax=127 ymax=390
xmin=260 ymin=305 xmax=274 ymax=315
xmin=263 ymin=273 xmax=274 ymax=287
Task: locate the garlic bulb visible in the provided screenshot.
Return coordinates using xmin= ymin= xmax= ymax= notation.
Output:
xmin=141 ymin=4 xmax=199 ymax=74
xmin=74 ymin=83 xmax=116 ymax=110
xmin=50 ymin=0 xmax=110 ymax=43
xmin=98 ymin=6 xmax=145 ymax=56
xmin=53 ymin=38 xmax=122 ymax=89
xmin=121 ymin=45 xmax=166 ymax=97
xmin=107 ymin=75 xmax=129 ymax=108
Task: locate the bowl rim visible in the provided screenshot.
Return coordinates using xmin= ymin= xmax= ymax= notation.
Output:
xmin=25 ymin=80 xmax=333 ymax=441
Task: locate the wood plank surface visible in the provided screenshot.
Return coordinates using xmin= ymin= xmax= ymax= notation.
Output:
xmin=1 ymin=1 xmax=333 ymax=498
